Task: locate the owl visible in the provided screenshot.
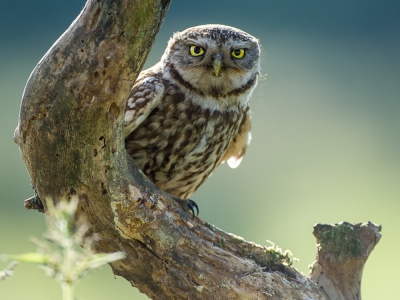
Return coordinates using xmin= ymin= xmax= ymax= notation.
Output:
xmin=124 ymin=24 xmax=260 ymax=216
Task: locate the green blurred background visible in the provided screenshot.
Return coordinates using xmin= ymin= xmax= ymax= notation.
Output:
xmin=1 ymin=0 xmax=399 ymax=299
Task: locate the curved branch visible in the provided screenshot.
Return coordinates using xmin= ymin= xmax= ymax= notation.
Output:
xmin=14 ymin=1 xmax=379 ymax=299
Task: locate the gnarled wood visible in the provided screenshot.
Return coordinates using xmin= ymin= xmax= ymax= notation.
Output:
xmin=14 ymin=1 xmax=379 ymax=299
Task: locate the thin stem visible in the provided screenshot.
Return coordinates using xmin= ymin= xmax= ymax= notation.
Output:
xmin=62 ymin=281 xmax=74 ymax=300
xmin=61 ymin=216 xmax=75 ymax=300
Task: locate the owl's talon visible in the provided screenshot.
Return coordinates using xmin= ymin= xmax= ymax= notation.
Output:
xmin=187 ymin=200 xmax=199 ymax=218
xmin=172 ymin=197 xmax=199 ymax=218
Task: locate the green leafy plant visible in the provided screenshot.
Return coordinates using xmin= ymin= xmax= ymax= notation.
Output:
xmin=2 ymin=197 xmax=125 ymax=300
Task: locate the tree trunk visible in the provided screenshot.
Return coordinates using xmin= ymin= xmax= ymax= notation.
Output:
xmin=14 ymin=1 xmax=381 ymax=299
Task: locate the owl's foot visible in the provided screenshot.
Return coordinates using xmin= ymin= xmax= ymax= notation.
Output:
xmin=172 ymin=197 xmax=199 ymax=218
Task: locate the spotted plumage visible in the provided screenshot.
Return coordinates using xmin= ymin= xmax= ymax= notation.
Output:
xmin=124 ymin=24 xmax=260 ymax=214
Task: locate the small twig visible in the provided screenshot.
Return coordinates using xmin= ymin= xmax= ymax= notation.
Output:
xmin=0 ymin=261 xmax=18 ymax=282
xmin=24 ymin=195 xmax=44 ymax=213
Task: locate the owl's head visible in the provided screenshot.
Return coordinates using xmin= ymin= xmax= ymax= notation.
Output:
xmin=162 ymin=24 xmax=260 ymax=101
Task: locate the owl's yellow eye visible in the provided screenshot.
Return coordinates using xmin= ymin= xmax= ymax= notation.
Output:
xmin=189 ymin=45 xmax=205 ymax=56
xmin=231 ymin=49 xmax=245 ymax=59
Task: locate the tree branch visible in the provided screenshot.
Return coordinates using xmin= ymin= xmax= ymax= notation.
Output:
xmin=14 ymin=1 xmax=380 ymax=299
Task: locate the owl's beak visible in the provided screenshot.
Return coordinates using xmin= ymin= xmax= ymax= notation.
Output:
xmin=212 ymin=57 xmax=223 ymax=76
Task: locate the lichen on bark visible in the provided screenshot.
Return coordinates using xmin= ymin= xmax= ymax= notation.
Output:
xmin=318 ymin=222 xmax=362 ymax=262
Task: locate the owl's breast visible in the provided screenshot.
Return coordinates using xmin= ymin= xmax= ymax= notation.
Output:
xmin=125 ymin=90 xmax=246 ymax=198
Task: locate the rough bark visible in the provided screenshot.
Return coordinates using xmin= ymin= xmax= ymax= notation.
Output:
xmin=14 ymin=1 xmax=380 ymax=299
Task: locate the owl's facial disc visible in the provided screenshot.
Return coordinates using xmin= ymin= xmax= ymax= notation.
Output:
xmin=162 ymin=25 xmax=260 ymax=98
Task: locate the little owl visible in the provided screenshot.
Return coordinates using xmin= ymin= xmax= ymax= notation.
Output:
xmin=124 ymin=24 xmax=260 ymax=216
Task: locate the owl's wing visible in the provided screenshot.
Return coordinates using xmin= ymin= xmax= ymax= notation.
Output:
xmin=220 ymin=110 xmax=252 ymax=169
xmin=124 ymin=70 xmax=165 ymax=138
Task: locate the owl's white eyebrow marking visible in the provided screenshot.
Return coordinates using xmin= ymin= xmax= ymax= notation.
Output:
xmin=184 ymin=39 xmax=207 ymax=47
xmin=229 ymin=41 xmax=253 ymax=49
